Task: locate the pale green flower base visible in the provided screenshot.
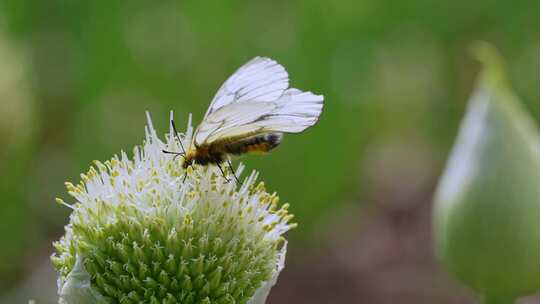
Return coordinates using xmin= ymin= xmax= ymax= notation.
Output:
xmin=52 ymin=113 xmax=295 ymax=304
xmin=58 ymin=247 xmax=287 ymax=304
xmin=433 ymin=42 xmax=540 ymax=303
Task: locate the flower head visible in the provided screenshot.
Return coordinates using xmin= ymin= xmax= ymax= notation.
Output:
xmin=52 ymin=113 xmax=295 ymax=304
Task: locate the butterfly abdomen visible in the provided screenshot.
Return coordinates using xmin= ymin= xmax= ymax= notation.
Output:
xmin=224 ymin=133 xmax=283 ymax=155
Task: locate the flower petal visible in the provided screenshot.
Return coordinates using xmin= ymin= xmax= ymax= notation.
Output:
xmin=58 ymin=255 xmax=107 ymax=304
xmin=247 ymin=242 xmax=287 ymax=304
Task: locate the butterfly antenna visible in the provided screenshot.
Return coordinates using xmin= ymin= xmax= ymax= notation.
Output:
xmin=171 ymin=119 xmax=187 ymax=155
xmin=162 ymin=149 xmax=184 ymax=161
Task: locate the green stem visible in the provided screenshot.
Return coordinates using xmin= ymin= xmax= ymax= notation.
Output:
xmin=481 ymin=295 xmax=515 ymax=304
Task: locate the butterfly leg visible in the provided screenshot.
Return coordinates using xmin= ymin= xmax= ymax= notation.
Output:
xmin=182 ymin=171 xmax=188 ymax=183
xmin=226 ymin=159 xmax=241 ymax=185
xmin=215 ymin=162 xmax=231 ymax=183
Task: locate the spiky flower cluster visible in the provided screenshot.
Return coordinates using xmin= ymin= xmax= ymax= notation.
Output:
xmin=51 ymin=114 xmax=295 ymax=304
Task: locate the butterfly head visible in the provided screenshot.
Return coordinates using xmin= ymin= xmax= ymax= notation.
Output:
xmin=182 ymin=148 xmax=197 ymax=169
xmin=182 ymin=154 xmax=193 ymax=169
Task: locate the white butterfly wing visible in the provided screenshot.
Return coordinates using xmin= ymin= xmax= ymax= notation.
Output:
xmin=195 ymin=102 xmax=276 ymax=145
xmin=204 ymin=57 xmax=289 ymax=117
xmin=195 ymin=88 xmax=323 ymax=146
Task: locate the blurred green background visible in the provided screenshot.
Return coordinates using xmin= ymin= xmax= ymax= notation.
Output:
xmin=2 ymin=0 xmax=540 ymax=303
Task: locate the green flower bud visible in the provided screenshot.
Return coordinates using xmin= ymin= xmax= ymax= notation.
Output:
xmin=52 ymin=113 xmax=295 ymax=304
xmin=433 ymin=42 xmax=540 ymax=302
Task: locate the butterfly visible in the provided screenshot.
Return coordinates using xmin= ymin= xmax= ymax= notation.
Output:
xmin=164 ymin=57 xmax=324 ymax=182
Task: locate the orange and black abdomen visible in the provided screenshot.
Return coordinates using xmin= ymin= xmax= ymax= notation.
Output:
xmin=185 ymin=133 xmax=283 ymax=168
xmin=223 ymin=133 xmax=283 ymax=155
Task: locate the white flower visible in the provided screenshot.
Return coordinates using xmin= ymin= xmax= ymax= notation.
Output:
xmin=52 ymin=112 xmax=295 ymax=304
